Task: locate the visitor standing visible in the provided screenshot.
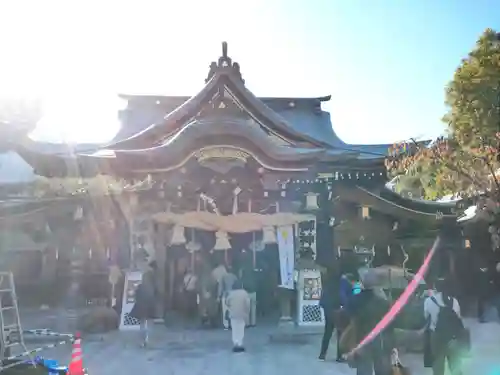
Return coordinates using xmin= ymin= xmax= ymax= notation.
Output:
xmin=348 ymin=272 xmax=393 ymax=375
xmin=239 ymin=262 xmax=257 ymax=326
xmin=129 ymin=261 xmax=158 ymax=347
xmin=219 ymin=265 xmax=238 ymax=329
xmin=334 ymin=273 xmax=355 ymax=362
xmin=476 ymin=258 xmax=492 ymax=323
xmin=494 ymin=262 xmax=500 ymax=319
xmin=182 ymin=267 xmax=198 ymax=318
xmin=318 ymin=268 xmax=340 ymax=361
xmin=424 ymin=277 xmax=467 ymax=375
xmin=212 ymin=261 xmax=227 ymax=286
xmin=226 ymin=280 xmax=251 ymax=352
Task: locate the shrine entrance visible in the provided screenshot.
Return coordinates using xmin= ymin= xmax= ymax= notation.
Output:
xmin=153 ymin=197 xmax=315 ymax=326
xmin=160 ymin=228 xmax=281 ymax=324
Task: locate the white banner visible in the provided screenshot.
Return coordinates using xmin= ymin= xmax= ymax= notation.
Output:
xmin=277 ymin=225 xmax=295 ymax=290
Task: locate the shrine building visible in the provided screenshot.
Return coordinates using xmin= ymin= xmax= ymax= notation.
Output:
xmin=12 ymin=42 xmax=460 ymax=327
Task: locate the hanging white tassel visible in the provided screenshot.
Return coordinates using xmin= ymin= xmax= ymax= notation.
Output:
xmin=262 ymin=226 xmax=277 ymax=244
xmin=337 ymin=246 xmax=341 ymax=258
xmin=214 ymin=230 xmax=231 ymax=250
xmin=232 ymin=187 xmax=241 ymax=215
xmin=387 ymin=245 xmax=391 ymax=257
xmin=171 ymin=225 xmax=186 ymax=245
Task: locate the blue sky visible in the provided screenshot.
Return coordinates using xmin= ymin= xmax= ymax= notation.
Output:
xmin=1 ymin=0 xmax=499 ymax=144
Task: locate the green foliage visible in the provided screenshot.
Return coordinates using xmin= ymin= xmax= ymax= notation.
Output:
xmin=392 ymin=175 xmax=424 ymax=199
xmin=386 ymin=29 xmax=500 ymax=200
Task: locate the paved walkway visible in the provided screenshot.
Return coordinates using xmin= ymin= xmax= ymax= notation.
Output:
xmin=12 ymin=317 xmax=498 ymax=375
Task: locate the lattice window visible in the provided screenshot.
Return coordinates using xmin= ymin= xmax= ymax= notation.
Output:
xmin=123 ymin=313 xmax=140 ymax=326
xmin=302 ymin=305 xmax=323 ymax=323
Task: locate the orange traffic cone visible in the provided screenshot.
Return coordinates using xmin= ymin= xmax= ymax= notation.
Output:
xmin=68 ymin=332 xmax=85 ymax=375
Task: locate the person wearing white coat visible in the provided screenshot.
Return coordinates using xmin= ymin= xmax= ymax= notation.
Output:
xmin=226 ymin=280 xmax=251 ymax=352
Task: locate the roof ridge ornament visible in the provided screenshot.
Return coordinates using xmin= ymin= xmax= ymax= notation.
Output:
xmin=205 ymin=41 xmax=245 ymax=84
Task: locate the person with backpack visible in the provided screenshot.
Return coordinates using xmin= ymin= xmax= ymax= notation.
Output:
xmin=347 ymin=271 xmax=393 ymax=375
xmin=424 ymin=277 xmax=468 ymax=375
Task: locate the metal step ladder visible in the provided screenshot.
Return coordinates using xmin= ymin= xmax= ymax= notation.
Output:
xmin=0 ymin=272 xmax=31 ymax=367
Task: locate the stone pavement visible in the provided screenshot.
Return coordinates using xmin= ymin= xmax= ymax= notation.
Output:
xmin=14 ymin=316 xmax=500 ymax=375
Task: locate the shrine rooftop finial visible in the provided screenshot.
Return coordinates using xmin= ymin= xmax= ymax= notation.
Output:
xmin=222 ymin=41 xmax=228 ymax=58
xmin=205 ymin=41 xmax=244 ymax=84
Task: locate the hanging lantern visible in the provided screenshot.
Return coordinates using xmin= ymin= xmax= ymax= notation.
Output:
xmin=305 ymin=192 xmax=320 ymax=211
xmin=464 ymin=239 xmax=471 ymax=249
xmin=214 ymin=231 xmax=231 ymax=250
xmin=361 ymin=206 xmax=370 ymax=219
xmin=170 ymin=225 xmax=186 ymax=245
xmin=262 ymin=226 xmax=277 ymax=244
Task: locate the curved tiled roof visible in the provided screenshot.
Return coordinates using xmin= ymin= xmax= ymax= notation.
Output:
xmin=338 ymin=184 xmax=457 ymax=221
xmin=103 ymin=116 xmax=328 ymax=172
xmin=116 ymin=95 xmax=391 ymax=159
xmin=108 ymin=43 xmax=391 ymax=157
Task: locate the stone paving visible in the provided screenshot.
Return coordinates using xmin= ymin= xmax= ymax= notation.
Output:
xmin=14 ymin=317 xmax=500 ymax=375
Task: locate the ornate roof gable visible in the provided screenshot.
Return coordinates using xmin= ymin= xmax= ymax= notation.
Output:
xmin=106 ymin=42 xmax=331 ymax=150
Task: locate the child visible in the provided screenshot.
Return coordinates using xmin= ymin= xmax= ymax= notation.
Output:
xmin=225 ymin=280 xmax=251 ymax=352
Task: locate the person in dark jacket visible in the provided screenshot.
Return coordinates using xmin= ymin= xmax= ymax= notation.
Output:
xmin=318 ymin=268 xmax=341 ymax=361
xmin=129 ymin=261 xmax=158 ymax=347
xmin=340 ymin=273 xmax=355 ymax=307
xmin=476 ymin=258 xmax=492 ymax=323
xmin=494 ymin=262 xmax=500 ymax=317
xmin=348 ymin=272 xmax=392 ymax=375
xmin=335 ymin=273 xmax=355 ymax=361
